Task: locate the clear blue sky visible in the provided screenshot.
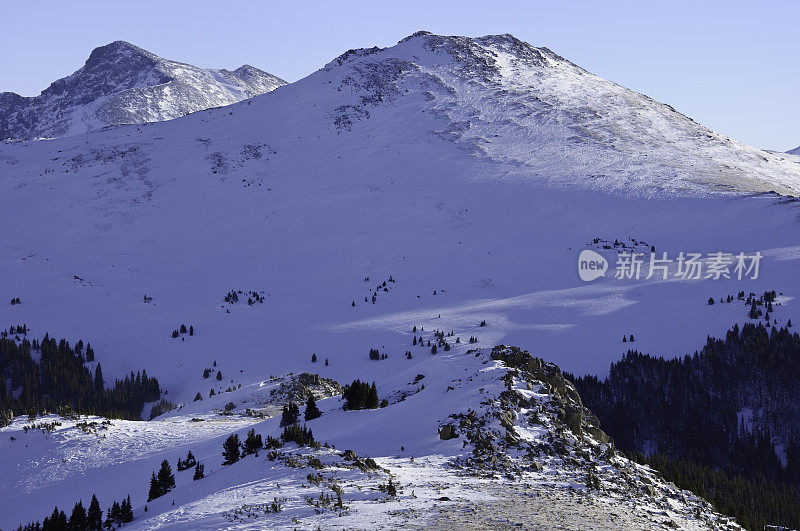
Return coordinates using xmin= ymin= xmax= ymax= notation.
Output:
xmin=1 ymin=0 xmax=797 ymax=150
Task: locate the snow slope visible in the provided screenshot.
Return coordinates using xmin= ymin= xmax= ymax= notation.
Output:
xmin=0 ymin=347 xmax=742 ymax=529
xmin=0 ymin=41 xmax=286 ymax=139
xmin=1 ymin=31 xmax=799 ymax=528
xmin=788 ymin=145 xmax=800 ymax=155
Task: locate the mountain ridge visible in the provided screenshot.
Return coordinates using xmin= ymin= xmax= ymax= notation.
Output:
xmin=313 ymin=30 xmax=800 ymax=196
xmin=0 ymin=41 xmax=286 ymax=139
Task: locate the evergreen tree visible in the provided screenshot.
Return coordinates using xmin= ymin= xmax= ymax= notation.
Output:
xmin=222 ymin=434 xmax=240 ymax=465
xmin=87 ymin=494 xmax=102 ymax=531
xmin=94 ymin=364 xmax=104 ymax=394
xmin=121 ymin=495 xmax=134 ymax=523
xmin=280 ymin=403 xmax=300 ymax=427
xmin=109 ymin=501 xmax=121 ymax=524
xmin=342 ymin=380 xmax=380 ymax=410
xmin=147 ymin=472 xmax=159 ymax=501
xmin=157 ymin=459 xmax=175 ymax=495
xmin=148 ymin=460 xmax=175 ymax=501
xmin=368 ymin=382 xmax=379 ymax=409
xmin=242 ymin=428 xmax=263 ymax=456
xmin=304 ymin=394 xmax=321 ymax=421
xmin=280 ymin=423 xmax=314 ymax=446
xmin=193 ymin=462 xmax=205 ymax=480
xmin=69 ymin=500 xmax=86 ymax=530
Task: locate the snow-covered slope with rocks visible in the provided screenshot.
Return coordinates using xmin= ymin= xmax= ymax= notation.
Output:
xmin=1 ymin=31 xmax=800 ymax=529
xmin=0 ymin=346 xmax=742 ymax=529
xmin=0 ymin=41 xmax=285 ymax=139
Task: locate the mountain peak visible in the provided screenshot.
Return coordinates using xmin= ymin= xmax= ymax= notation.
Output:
xmin=88 ymin=40 xmax=151 ymax=58
xmin=0 ymin=43 xmax=285 ymax=139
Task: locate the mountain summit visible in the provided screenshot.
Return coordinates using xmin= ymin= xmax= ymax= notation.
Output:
xmin=315 ymin=31 xmax=800 ymax=195
xmin=0 ymin=41 xmax=286 ymax=139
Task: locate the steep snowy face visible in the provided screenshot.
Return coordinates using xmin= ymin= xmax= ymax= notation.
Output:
xmin=320 ymin=31 xmax=800 ymax=195
xmin=0 ymin=41 xmax=286 ymax=139
xmin=788 ymin=145 xmax=800 ymax=156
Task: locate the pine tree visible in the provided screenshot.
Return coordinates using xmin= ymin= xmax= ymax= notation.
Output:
xmin=189 ymin=325 xmax=194 ymax=336
xmin=110 ymin=501 xmax=121 ymax=524
xmin=222 ymin=434 xmax=240 ymax=465
xmin=368 ymin=382 xmax=379 ymax=409
xmin=87 ymin=494 xmax=102 ymax=531
xmin=69 ymin=500 xmax=87 ymax=530
xmin=147 ymin=471 xmax=159 ymax=501
xmin=216 ymin=371 xmax=222 ymax=381
xmin=280 ymin=403 xmax=300 ymax=427
xmin=243 ymin=428 xmax=263 ymax=456
xmin=148 ymin=460 xmax=175 ymax=500
xmin=122 ymin=495 xmax=134 ymax=523
xmin=194 ymin=392 xmax=202 ymax=402
xmin=193 ymin=462 xmax=205 ymax=480
xmin=94 ymin=364 xmax=104 ymax=394
xmin=311 ymin=353 xmax=317 ymax=363
xmin=304 ymin=394 xmax=321 ymax=421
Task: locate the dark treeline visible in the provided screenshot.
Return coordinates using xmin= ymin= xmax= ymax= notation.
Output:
xmin=0 ymin=334 xmax=161 ymax=420
xmin=569 ymin=323 xmax=800 ymax=530
xmin=15 ymin=492 xmax=133 ymax=531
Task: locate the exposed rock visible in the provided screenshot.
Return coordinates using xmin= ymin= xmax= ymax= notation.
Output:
xmin=439 ymin=424 xmax=458 ymax=440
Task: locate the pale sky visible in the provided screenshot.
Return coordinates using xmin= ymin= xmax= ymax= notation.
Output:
xmin=1 ymin=0 xmax=797 ymax=150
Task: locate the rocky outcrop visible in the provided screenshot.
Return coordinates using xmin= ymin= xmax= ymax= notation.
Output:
xmin=490 ymin=345 xmax=610 ymax=443
xmin=441 ymin=346 xmax=741 ymax=529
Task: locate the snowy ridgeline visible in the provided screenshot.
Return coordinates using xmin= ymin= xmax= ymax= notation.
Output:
xmin=0 ymin=346 xmax=741 ymax=530
xmin=0 ymin=41 xmax=286 ymax=140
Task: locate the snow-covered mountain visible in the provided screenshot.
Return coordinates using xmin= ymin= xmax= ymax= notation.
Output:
xmin=788 ymin=145 xmax=800 ymax=155
xmin=0 ymin=41 xmax=286 ymax=139
xmin=314 ymin=31 xmax=800 ymax=196
xmin=1 ymin=31 xmax=800 ymax=529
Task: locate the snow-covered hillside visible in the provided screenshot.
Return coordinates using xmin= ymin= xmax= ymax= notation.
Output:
xmin=0 ymin=346 xmax=742 ymax=529
xmin=788 ymin=145 xmax=800 ymax=155
xmin=0 ymin=41 xmax=286 ymax=139
xmin=1 ymin=31 xmax=800 ymax=528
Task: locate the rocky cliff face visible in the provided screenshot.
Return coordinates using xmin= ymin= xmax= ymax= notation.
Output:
xmin=0 ymin=41 xmax=285 ymax=139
